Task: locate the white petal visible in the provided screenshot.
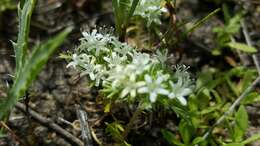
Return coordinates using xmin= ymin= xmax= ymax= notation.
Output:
xmin=121 ymin=88 xmax=129 ymax=98
xmin=168 ymin=93 xmax=175 ymax=99
xmin=144 ymin=75 xmax=152 ymax=83
xmin=157 ymin=88 xmax=169 ymax=95
xmin=136 ymin=81 xmax=146 ymax=87
xmin=130 ymin=90 xmax=136 ymax=98
xmin=180 ymin=88 xmax=192 ymax=96
xmin=138 ymin=87 xmax=148 ymax=93
xmin=66 ymin=62 xmax=76 ymax=68
xmin=149 ymin=92 xmax=157 ymax=102
xmin=177 ymin=96 xmax=187 ymax=106
xmin=156 ymin=76 xmax=164 ymax=84
xmin=89 ymin=73 xmax=95 ymax=80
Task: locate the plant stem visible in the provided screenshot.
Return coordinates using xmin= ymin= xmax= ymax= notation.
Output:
xmin=241 ymin=20 xmax=260 ymax=75
xmin=123 ymin=102 xmax=143 ymax=139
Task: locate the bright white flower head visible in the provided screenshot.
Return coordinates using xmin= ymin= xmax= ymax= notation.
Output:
xmin=134 ymin=0 xmax=167 ymax=26
xmin=66 ymin=29 xmax=193 ymax=107
xmin=168 ymin=81 xmax=192 ymax=106
xmin=138 ymin=74 xmax=169 ymax=102
xmin=104 ymin=52 xmax=127 ymax=68
xmin=80 ymin=29 xmax=112 ymax=56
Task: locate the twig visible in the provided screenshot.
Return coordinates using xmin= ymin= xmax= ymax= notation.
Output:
xmin=241 ymin=20 xmax=260 ymax=75
xmin=91 ymin=128 xmax=102 ymax=145
xmin=0 ymin=121 xmax=28 ymax=146
xmin=15 ymin=102 xmax=84 ymax=146
xmin=203 ymin=76 xmax=260 ymax=139
xmin=76 ymin=104 xmax=93 ymax=146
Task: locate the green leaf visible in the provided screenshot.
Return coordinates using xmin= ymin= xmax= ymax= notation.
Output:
xmin=224 ymin=143 xmax=244 ymax=146
xmin=15 ymin=0 xmax=36 ymax=73
xmin=178 ymin=120 xmax=194 ymax=145
xmin=241 ymin=92 xmax=260 ymax=104
xmin=242 ymin=133 xmax=260 ymax=144
xmin=0 ymin=27 xmax=72 ymax=119
xmin=192 ymin=137 xmax=205 ymax=145
xmin=161 ymin=129 xmax=184 ymax=146
xmin=227 ymin=42 xmax=257 ymax=53
xmin=233 ymin=105 xmax=248 ymax=142
xmin=126 ymin=0 xmax=139 ymax=24
xmin=105 ymin=122 xmax=125 ymax=142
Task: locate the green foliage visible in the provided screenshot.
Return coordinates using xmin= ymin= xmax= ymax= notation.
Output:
xmin=13 ymin=0 xmax=36 ymax=73
xmin=233 ymin=105 xmax=248 ymax=142
xmin=0 ymin=0 xmax=72 ymax=119
xmin=178 ymin=119 xmax=195 ymax=145
xmin=161 ymin=66 xmax=259 ymax=146
xmin=105 ymin=122 xmax=130 ymax=145
xmin=186 ymin=8 xmax=221 ymax=35
xmin=0 ymin=0 xmax=16 ymax=13
xmin=227 ymin=42 xmax=257 ymax=53
xmin=65 ymin=1 xmax=259 ymax=146
xmin=212 ymin=4 xmax=255 ymax=55
xmin=112 ymin=0 xmax=139 ymax=38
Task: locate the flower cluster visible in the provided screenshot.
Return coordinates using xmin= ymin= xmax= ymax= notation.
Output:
xmin=134 ymin=0 xmax=167 ymax=26
xmin=66 ymin=29 xmax=192 ymax=106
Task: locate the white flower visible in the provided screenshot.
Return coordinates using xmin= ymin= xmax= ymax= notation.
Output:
xmin=129 ymin=52 xmax=151 ymax=74
xmin=134 ymin=0 xmax=167 ymax=26
xmin=155 ymin=49 xmax=168 ymax=64
xmin=138 ymin=74 xmax=169 ymax=102
xmin=80 ymin=29 xmax=110 ymax=56
xmin=112 ymin=41 xmax=134 ymax=56
xmin=104 ymin=52 xmax=127 ymax=68
xmin=66 ymin=54 xmax=80 ymax=68
xmin=168 ymin=81 xmax=192 ymax=106
xmin=120 ymin=75 xmax=146 ymax=98
xmin=106 ymin=65 xmax=130 ymax=88
xmin=66 ymin=53 xmax=91 ymax=68
xmin=93 ymin=65 xmax=107 ymax=86
xmin=80 ymin=63 xmax=96 ymax=80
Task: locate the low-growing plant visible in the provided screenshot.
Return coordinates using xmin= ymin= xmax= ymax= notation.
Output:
xmin=0 ymin=0 xmax=72 ymax=119
xmin=161 ymin=66 xmax=260 ymax=146
xmin=64 ymin=28 xmax=194 ymax=144
xmin=64 ymin=1 xmax=260 ymax=146
xmin=212 ymin=4 xmax=257 ymax=55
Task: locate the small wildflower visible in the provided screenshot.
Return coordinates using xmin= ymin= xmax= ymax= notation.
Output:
xmin=66 ymin=53 xmax=90 ymax=68
xmin=104 ymin=52 xmax=127 ymax=68
xmin=155 ymin=49 xmax=168 ymax=64
xmin=138 ymin=74 xmax=169 ymax=102
xmin=168 ymin=81 xmax=192 ymax=106
xmin=66 ymin=29 xmax=193 ymax=106
xmin=120 ymin=75 xmax=146 ymax=98
xmin=80 ymin=29 xmax=111 ymax=56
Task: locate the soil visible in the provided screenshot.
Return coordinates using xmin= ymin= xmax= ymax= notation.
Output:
xmin=0 ymin=0 xmax=259 ymax=146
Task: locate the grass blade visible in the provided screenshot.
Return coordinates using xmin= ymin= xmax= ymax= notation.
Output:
xmin=126 ymin=0 xmax=139 ymax=25
xmin=186 ymin=8 xmax=220 ymax=35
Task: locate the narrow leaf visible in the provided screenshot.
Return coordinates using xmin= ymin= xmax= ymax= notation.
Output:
xmin=186 ymin=8 xmax=220 ymax=34
xmin=126 ymin=0 xmax=139 ymax=25
xmin=234 ymin=105 xmax=248 ymax=142
xmin=0 ymin=27 xmax=72 ymax=119
xmin=227 ymin=42 xmax=257 ymax=53
xmin=242 ymin=133 xmax=260 ymax=144
xmin=15 ymin=0 xmax=36 ymax=73
xmin=224 ymin=143 xmax=244 ymax=146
